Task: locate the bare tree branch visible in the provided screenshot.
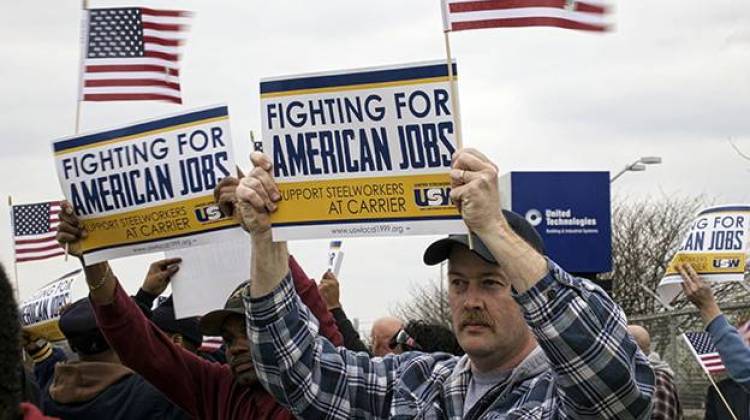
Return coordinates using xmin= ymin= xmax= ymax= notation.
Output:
xmin=728 ymin=137 xmax=750 ymax=161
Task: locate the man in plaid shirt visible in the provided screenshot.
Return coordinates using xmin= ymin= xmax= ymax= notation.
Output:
xmin=236 ymin=149 xmax=655 ymax=419
xmin=628 ymin=325 xmax=682 ymax=419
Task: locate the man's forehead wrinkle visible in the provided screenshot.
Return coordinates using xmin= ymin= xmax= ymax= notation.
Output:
xmin=448 ymin=269 xmax=502 ymax=276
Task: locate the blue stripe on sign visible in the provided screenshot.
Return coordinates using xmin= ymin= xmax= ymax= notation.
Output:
xmin=260 ymin=63 xmax=458 ymax=94
xmin=273 ymin=214 xmax=463 ymax=228
xmin=699 ymin=205 xmax=750 ymax=215
xmin=53 ymin=106 xmax=228 ymax=152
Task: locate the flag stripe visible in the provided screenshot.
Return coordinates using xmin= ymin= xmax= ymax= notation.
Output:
xmin=84 ymin=72 xmax=180 ymax=83
xmin=15 ymin=233 xmax=58 ymax=245
xmin=84 ymin=79 xmax=181 ymax=90
xmin=16 ymin=251 xmax=66 ymax=263
xmin=82 ymin=93 xmax=182 ymax=103
xmin=144 ymin=51 xmax=179 ymax=62
xmin=82 ymin=85 xmax=181 ymax=95
xmin=141 ymin=7 xmax=191 ymax=18
xmin=85 ymin=65 xmax=179 ymax=76
xmin=449 ymin=0 xmax=606 ymax=13
xmin=443 ymin=0 xmax=611 ymax=32
xmin=575 ymin=3 xmax=607 ymax=13
xmin=143 ymin=35 xmax=182 ymax=47
xmin=452 ymin=16 xmax=607 ymax=31
xmin=16 ymin=244 xmax=62 ymax=254
xmin=141 ymin=21 xmax=184 ymax=32
xmin=452 ymin=0 xmax=564 ymax=12
xmin=447 ymin=8 xmax=608 ymax=25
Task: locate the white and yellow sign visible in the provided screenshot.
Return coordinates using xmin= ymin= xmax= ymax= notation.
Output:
xmin=658 ymin=205 xmax=750 ymax=303
xmin=52 ymin=105 xmax=239 ymax=265
xmin=20 ymin=270 xmax=88 ymax=341
xmin=260 ymin=60 xmax=464 ymax=240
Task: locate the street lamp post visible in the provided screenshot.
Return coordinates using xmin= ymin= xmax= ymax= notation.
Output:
xmin=610 ymin=156 xmax=662 ymax=183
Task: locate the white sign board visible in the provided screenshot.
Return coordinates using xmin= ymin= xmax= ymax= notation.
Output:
xmin=166 ymin=228 xmax=250 ymax=319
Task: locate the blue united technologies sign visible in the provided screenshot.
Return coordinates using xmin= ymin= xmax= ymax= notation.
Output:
xmin=504 ymin=172 xmax=611 ymax=273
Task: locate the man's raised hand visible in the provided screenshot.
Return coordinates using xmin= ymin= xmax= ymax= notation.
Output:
xmin=213 ymin=167 xmax=246 ymax=219
xmin=55 ymin=201 xmax=85 ymax=257
xmin=319 ymin=271 xmax=342 ymax=311
xmin=235 ymin=152 xmax=281 ymax=235
xmin=679 ymin=262 xmax=722 ymax=324
xmin=142 ymin=258 xmax=182 ymax=296
xmin=449 ymin=149 xmax=504 ymax=235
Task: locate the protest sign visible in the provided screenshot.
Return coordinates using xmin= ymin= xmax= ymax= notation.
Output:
xmin=166 ymin=228 xmax=250 ymax=319
xmin=658 ymin=205 xmax=750 ymax=303
xmin=260 ymin=60 xmax=464 ymax=240
xmin=52 ymin=105 xmax=239 ymax=265
xmin=327 ymin=240 xmax=344 ymax=277
xmin=20 ymin=270 xmax=88 ymax=341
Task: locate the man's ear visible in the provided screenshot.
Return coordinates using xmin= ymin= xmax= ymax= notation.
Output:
xmin=170 ymin=333 xmax=184 ymax=347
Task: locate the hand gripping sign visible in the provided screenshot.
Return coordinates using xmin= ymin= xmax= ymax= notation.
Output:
xmin=658 ymin=205 xmax=750 ymax=303
xmin=260 ymin=60 xmax=465 ymax=241
xmin=52 ymin=105 xmax=240 ymax=265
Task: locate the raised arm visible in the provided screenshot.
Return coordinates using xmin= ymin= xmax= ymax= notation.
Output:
xmin=289 ymin=256 xmax=344 ymax=347
xmin=236 ymin=152 xmax=419 ymax=418
xmin=55 ymin=202 xmax=231 ymax=418
xmin=681 ymin=263 xmax=750 ymax=392
xmin=319 ymin=271 xmax=370 ymax=353
xmin=449 ymin=149 xmax=654 ymax=418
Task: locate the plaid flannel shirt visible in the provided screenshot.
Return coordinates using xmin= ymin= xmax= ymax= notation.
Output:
xmin=650 ymin=368 xmax=682 ymax=420
xmin=245 ymin=259 xmax=654 ymax=419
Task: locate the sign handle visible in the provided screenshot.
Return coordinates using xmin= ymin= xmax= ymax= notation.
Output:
xmin=8 ymin=195 xmax=21 ymax=301
xmin=443 ymin=30 xmax=474 ymax=250
xmin=706 ymin=371 xmax=739 ymax=420
xmin=683 ymin=333 xmax=739 ymax=420
xmin=68 ymin=0 xmax=90 ymax=262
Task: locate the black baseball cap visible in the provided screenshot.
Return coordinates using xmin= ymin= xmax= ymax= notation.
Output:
xmin=59 ymin=297 xmax=111 ymax=355
xmin=423 ymin=210 xmax=544 ymax=266
xmin=152 ymin=296 xmax=203 ymax=347
xmin=199 ymin=282 xmax=248 ymax=336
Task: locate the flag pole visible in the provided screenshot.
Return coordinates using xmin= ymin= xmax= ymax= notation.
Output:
xmin=706 ymin=372 xmax=738 ymax=420
xmin=68 ymin=0 xmax=90 ymax=261
xmin=75 ymin=0 xmax=89 ymax=136
xmin=682 ymin=334 xmax=738 ymax=420
xmin=8 ymin=195 xmax=20 ymax=302
xmin=443 ymin=29 xmax=474 ymax=250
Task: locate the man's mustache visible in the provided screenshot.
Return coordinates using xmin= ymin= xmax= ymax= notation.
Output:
xmin=461 ymin=310 xmax=494 ymax=329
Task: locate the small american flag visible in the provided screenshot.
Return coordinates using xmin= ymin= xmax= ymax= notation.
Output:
xmin=200 ymin=336 xmax=224 ymax=352
xmin=441 ymin=0 xmax=611 ymax=32
xmin=683 ymin=332 xmax=726 ymax=375
xmin=11 ymin=201 xmax=64 ymax=263
xmin=80 ymin=7 xmax=192 ymax=104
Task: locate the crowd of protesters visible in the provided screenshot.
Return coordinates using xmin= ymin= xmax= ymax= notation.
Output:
xmin=1 ymin=148 xmax=750 ymax=419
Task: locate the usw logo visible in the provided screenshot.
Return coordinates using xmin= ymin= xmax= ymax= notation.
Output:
xmin=195 ymin=204 xmax=227 ymax=223
xmin=713 ymin=258 xmax=741 ymax=269
xmin=414 ymin=187 xmax=452 ymax=207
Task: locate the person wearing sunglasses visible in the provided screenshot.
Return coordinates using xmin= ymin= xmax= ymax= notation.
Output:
xmin=388 ymin=321 xmax=463 ymax=355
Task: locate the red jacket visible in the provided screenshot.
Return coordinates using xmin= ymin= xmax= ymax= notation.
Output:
xmin=20 ymin=403 xmax=58 ymax=420
xmin=93 ymin=256 xmax=343 ymax=420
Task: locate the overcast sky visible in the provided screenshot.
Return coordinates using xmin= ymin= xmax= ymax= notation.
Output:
xmin=2 ymin=0 xmax=749 ymax=332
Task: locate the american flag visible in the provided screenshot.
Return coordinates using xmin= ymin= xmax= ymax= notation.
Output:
xmin=200 ymin=336 xmax=224 ymax=352
xmin=683 ymin=332 xmax=726 ymax=375
xmin=80 ymin=7 xmax=192 ymax=104
xmin=441 ymin=0 xmax=611 ymax=32
xmin=11 ymin=201 xmax=64 ymax=263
